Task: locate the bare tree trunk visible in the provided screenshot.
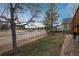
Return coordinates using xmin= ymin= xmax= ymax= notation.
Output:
xmin=10 ymin=3 xmax=17 ymax=54
xmin=51 ymin=27 xmax=53 ymax=35
xmin=51 ymin=20 xmax=54 ymax=35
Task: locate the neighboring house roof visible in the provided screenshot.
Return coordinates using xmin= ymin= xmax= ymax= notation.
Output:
xmin=62 ymin=18 xmax=72 ymax=25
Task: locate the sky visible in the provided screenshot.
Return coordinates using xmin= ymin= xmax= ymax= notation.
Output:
xmin=0 ymin=3 xmax=78 ymax=28
xmin=56 ymin=3 xmax=79 ymax=23
xmin=34 ymin=3 xmax=69 ymax=27
xmin=56 ymin=3 xmax=68 ymax=22
xmin=49 ymin=3 xmax=79 ymax=25
xmin=34 ymin=3 xmax=78 ymax=27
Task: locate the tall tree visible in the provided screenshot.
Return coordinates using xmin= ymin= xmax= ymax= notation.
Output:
xmin=0 ymin=3 xmax=41 ymax=54
xmin=44 ymin=3 xmax=58 ymax=35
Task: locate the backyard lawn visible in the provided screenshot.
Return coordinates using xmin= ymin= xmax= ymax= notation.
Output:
xmin=17 ymin=33 xmax=64 ymax=56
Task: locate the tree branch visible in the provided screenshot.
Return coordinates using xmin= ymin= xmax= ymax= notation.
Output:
xmin=0 ymin=16 xmax=10 ymax=21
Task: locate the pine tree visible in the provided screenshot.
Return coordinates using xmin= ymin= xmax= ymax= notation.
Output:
xmin=44 ymin=3 xmax=58 ymax=35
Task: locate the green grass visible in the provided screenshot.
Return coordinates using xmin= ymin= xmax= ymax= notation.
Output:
xmin=17 ymin=33 xmax=64 ymax=56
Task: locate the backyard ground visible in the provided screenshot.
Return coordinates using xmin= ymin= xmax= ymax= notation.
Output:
xmin=0 ymin=30 xmax=46 ymax=55
xmin=14 ymin=33 xmax=64 ymax=56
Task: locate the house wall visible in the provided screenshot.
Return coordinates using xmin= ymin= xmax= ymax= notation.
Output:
xmin=71 ymin=7 xmax=79 ymax=33
xmin=62 ymin=23 xmax=71 ymax=32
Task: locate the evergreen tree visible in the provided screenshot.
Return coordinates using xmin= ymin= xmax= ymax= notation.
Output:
xmin=44 ymin=3 xmax=58 ymax=35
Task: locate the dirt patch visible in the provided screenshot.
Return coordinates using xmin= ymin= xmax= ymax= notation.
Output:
xmin=61 ymin=34 xmax=79 ymax=56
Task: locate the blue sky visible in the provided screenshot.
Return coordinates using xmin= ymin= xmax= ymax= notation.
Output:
xmin=56 ymin=3 xmax=68 ymax=22
xmin=38 ymin=3 xmax=69 ymax=23
xmin=41 ymin=3 xmax=78 ymax=24
xmin=0 ymin=3 xmax=70 ymax=22
xmin=37 ymin=3 xmax=69 ymax=25
xmin=34 ymin=3 xmax=78 ymax=27
xmin=0 ymin=3 xmax=78 ymax=27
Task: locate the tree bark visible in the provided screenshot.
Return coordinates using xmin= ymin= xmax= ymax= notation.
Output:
xmin=10 ymin=3 xmax=17 ymax=54
xmin=51 ymin=19 xmax=54 ymax=35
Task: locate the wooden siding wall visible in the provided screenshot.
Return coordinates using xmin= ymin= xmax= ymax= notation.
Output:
xmin=71 ymin=7 xmax=79 ymax=33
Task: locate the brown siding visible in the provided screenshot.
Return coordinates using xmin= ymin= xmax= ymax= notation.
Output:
xmin=71 ymin=6 xmax=79 ymax=33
